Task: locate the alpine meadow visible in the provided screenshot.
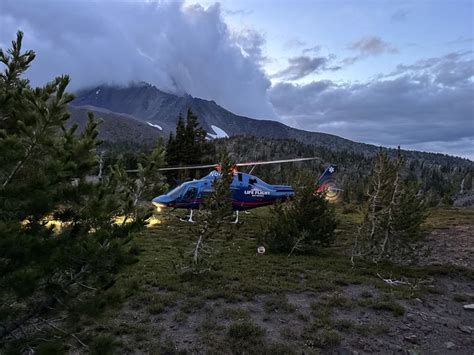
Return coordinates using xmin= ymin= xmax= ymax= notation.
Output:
xmin=1 ymin=0 xmax=473 ymax=354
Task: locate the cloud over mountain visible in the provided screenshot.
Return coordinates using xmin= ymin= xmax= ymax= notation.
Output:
xmin=0 ymin=0 xmax=276 ymax=120
xmin=1 ymin=0 xmax=472 ymax=158
xmin=270 ymin=51 xmax=474 ymax=158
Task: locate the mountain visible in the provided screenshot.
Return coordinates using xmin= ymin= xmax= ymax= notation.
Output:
xmin=68 ymin=105 xmax=161 ymax=144
xmin=71 ymin=83 xmax=375 ymax=153
xmin=70 ymin=83 xmax=472 ymax=167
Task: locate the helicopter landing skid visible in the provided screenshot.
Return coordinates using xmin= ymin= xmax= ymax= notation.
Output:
xmin=231 ymin=210 xmax=240 ymax=224
xmin=179 ymin=209 xmax=195 ymax=223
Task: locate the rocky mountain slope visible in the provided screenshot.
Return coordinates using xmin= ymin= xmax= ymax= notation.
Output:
xmin=68 ymin=105 xmax=161 ymax=144
xmin=71 ymin=83 xmax=380 ymax=153
xmin=70 ymin=83 xmax=472 ymax=167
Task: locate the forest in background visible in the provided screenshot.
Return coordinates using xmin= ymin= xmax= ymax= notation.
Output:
xmin=100 ymin=133 xmax=473 ymax=208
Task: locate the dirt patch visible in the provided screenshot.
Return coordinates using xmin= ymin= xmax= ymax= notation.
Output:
xmin=421 ymin=224 xmax=474 ymax=269
xmin=109 ymin=278 xmax=474 ymax=354
xmin=334 ymin=280 xmax=474 ymax=354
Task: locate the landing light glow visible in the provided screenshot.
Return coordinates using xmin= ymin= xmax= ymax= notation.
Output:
xmin=22 ymin=217 xmax=70 ymax=233
xmin=114 ymin=215 xmax=162 ymax=227
xmin=22 ymin=214 xmax=161 ymax=232
xmin=146 ymin=216 xmax=161 ymax=227
xmin=152 ymin=202 xmax=167 ymax=212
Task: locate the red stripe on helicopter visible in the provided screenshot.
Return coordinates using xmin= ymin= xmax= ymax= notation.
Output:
xmin=173 ymin=199 xmax=277 ymax=207
xmin=232 ymin=200 xmax=275 ymax=206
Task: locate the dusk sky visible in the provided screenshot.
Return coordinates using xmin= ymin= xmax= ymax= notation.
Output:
xmin=1 ymin=0 xmax=473 ymax=158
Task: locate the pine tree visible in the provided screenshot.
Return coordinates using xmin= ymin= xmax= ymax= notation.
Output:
xmin=188 ymin=149 xmax=234 ymax=270
xmin=263 ymin=173 xmax=337 ymax=255
xmin=165 ymin=115 xmax=185 ymax=166
xmin=175 ymin=114 xmax=187 ymax=156
xmin=165 ymin=109 xmax=215 ymax=172
xmin=137 ymin=138 xmax=168 ymax=200
xmin=0 ymin=31 xmax=162 ymax=351
xmin=352 ymin=149 xmax=427 ymax=264
xmin=166 ymin=132 xmax=177 ymax=167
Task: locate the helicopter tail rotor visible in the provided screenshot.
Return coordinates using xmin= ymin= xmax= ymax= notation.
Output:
xmin=315 ymin=165 xmax=342 ymax=202
xmin=320 ymin=179 xmax=343 ymax=202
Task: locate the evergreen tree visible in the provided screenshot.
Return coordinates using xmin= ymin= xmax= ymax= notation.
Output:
xmin=166 ymin=131 xmax=177 ymax=167
xmin=352 ymin=149 xmax=427 ymax=264
xmin=462 ymin=170 xmax=473 ymax=192
xmin=263 ymin=173 xmax=337 ymax=255
xmin=165 ymin=109 xmax=215 ymax=173
xmin=136 ymin=138 xmax=168 ymax=200
xmin=0 ymin=31 xmax=162 ymax=351
xmin=188 ymin=149 xmax=234 ymax=270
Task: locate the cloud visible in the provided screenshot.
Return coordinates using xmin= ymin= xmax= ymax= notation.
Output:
xmin=270 ymin=51 xmax=474 ymax=158
xmin=390 ymin=8 xmax=410 ymax=23
xmin=407 ymin=138 xmax=474 ymax=160
xmin=225 ymin=8 xmax=252 ymax=16
xmin=303 ymin=45 xmax=322 ymax=54
xmin=343 ymin=36 xmax=398 ymax=65
xmin=272 ymin=55 xmax=339 ymax=81
xmin=350 ymin=36 xmax=398 ymax=56
xmin=284 ymin=38 xmax=306 ymax=49
xmin=231 ymin=28 xmax=268 ymax=65
xmin=388 ymin=51 xmax=474 ymax=87
xmin=445 ymin=36 xmax=474 ymax=45
xmin=0 ymin=0 xmax=276 ymax=120
xmin=1 ymin=0 xmax=471 ymax=159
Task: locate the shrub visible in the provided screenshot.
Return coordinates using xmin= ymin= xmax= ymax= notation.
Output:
xmin=263 ymin=176 xmax=337 ymax=255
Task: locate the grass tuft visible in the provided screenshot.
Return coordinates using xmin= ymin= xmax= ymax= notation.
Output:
xmin=89 ymin=335 xmax=119 ymax=355
xmin=371 ymin=299 xmax=405 ymax=316
xmin=228 ymin=320 xmax=265 ymax=340
xmin=264 ymin=295 xmax=296 ymax=313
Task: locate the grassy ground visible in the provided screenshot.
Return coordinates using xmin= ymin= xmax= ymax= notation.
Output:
xmin=72 ymin=206 xmax=474 ymax=354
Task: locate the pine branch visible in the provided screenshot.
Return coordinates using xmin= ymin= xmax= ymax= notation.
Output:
xmin=288 ymin=232 xmax=306 ymax=257
xmin=1 ymin=79 xmax=69 ymax=188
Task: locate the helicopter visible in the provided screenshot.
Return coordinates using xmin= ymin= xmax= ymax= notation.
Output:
xmin=149 ymin=157 xmax=339 ymax=223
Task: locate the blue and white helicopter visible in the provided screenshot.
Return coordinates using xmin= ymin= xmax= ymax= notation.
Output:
xmin=150 ymin=157 xmax=339 ymax=223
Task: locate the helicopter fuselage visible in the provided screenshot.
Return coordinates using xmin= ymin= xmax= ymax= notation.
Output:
xmin=152 ymin=164 xmax=337 ymax=212
xmin=152 ymin=170 xmax=294 ymax=211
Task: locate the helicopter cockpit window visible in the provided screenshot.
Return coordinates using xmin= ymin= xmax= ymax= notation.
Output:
xmin=249 ymin=177 xmax=257 ymax=184
xmin=238 ymin=173 xmax=243 ymax=182
xmin=167 ymin=182 xmax=193 ymax=199
xmin=183 ymin=187 xmax=198 ymax=200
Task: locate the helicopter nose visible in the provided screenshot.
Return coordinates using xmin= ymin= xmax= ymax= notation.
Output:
xmin=152 ymin=195 xmax=171 ymax=209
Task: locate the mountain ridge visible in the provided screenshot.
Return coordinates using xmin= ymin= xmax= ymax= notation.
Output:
xmin=70 ymin=83 xmax=472 ymax=167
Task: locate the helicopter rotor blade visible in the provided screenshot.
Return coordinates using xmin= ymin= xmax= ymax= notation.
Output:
xmin=125 ymin=157 xmax=320 ymax=173
xmin=157 ymin=164 xmax=218 ymax=171
xmin=235 ymin=157 xmax=320 ymax=167
xmin=126 ymin=163 xmax=218 ymax=173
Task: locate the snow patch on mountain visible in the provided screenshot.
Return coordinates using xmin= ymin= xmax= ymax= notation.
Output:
xmin=207 ymin=125 xmax=229 ymax=139
xmin=147 ymin=122 xmax=163 ymax=130
xmin=95 ymin=89 xmax=101 ymax=95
